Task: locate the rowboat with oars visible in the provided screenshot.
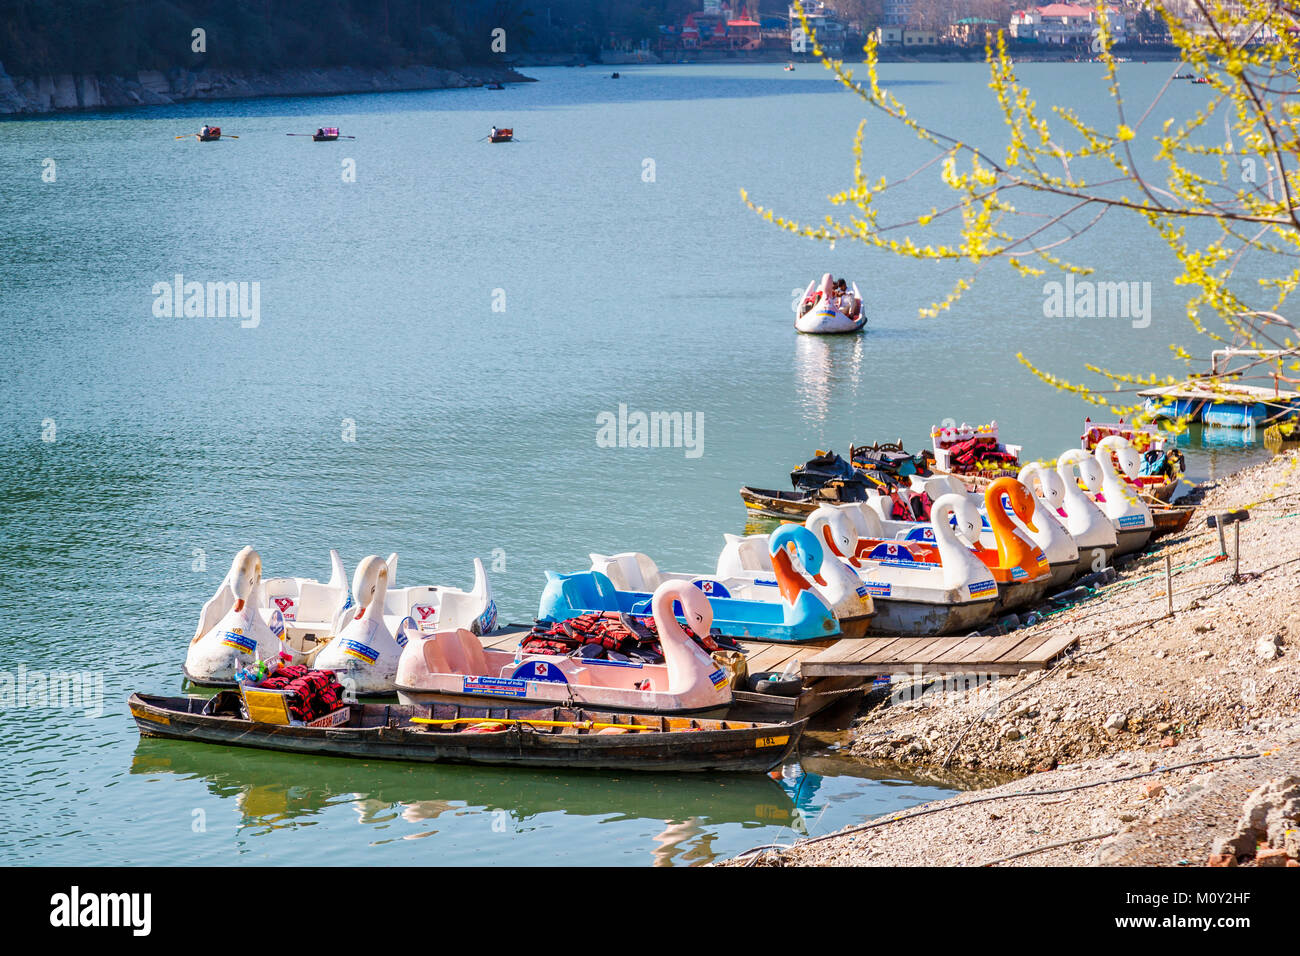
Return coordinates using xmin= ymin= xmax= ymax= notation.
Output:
xmin=489 ymin=126 xmax=514 ymax=143
xmin=286 ymin=127 xmax=356 ymax=141
xmin=128 ymin=692 xmax=804 ymax=773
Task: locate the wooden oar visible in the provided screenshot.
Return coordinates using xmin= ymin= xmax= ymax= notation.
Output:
xmin=411 ymin=716 xmax=658 ymax=732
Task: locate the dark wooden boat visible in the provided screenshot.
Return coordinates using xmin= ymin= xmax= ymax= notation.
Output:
xmin=739 ymin=482 xmax=871 ymax=520
xmin=1148 ymin=503 xmax=1195 ymax=538
xmin=489 ymin=128 xmax=514 ymax=143
xmin=128 ymin=692 xmax=804 ymax=773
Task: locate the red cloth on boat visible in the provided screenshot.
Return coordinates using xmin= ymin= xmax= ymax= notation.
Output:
xmin=946 ymin=437 xmax=1017 ymax=470
xmin=519 ymin=610 xmax=724 ymax=660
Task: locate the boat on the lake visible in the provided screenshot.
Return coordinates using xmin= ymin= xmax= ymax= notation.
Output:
xmin=1082 ymin=418 xmax=1184 ymax=502
xmin=589 ymin=524 xmax=874 ymax=640
xmin=794 ymin=273 xmax=866 ymax=334
xmin=184 ymin=547 xmax=498 ymax=692
xmin=819 ymin=494 xmax=1001 ymax=635
xmin=396 ymin=580 xmax=737 ymax=715
xmin=489 ymin=126 xmax=514 ymax=142
xmin=182 ymin=125 xmax=228 ymax=141
xmin=539 ymin=534 xmax=840 ymax=644
xmin=128 ymin=691 xmax=804 ymax=773
xmin=739 ymin=449 xmax=878 ymax=520
xmin=1083 ymin=436 xmax=1155 ymax=555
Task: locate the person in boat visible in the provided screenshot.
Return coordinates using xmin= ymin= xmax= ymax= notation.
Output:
xmin=200 ymin=125 xmax=211 ymax=138
xmin=490 ymin=126 xmax=498 ymax=139
xmin=316 ymin=127 xmax=324 ymax=137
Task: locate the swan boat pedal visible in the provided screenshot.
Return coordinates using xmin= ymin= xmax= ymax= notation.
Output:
xmin=590 ymin=523 xmax=874 ymax=640
xmin=539 ymin=526 xmax=840 ymax=644
xmin=794 ymin=273 xmax=866 ymax=334
xmin=395 ymin=580 xmax=734 ymax=716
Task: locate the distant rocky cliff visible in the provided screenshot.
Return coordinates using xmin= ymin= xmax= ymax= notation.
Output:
xmin=0 ymin=62 xmax=531 ymax=114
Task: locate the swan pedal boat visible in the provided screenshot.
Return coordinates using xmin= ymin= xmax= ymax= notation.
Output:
xmin=589 ymin=524 xmax=874 ymax=640
xmin=847 ymin=478 xmax=1054 ymax=611
xmin=185 ymin=547 xmax=498 ymax=695
xmin=128 ymin=692 xmax=804 ymax=774
xmin=397 ymin=580 xmax=740 ymax=716
xmin=538 ymin=541 xmax=840 ymax=645
xmin=812 ymin=495 xmax=1002 ymax=635
xmin=794 ymin=273 xmax=866 ymax=334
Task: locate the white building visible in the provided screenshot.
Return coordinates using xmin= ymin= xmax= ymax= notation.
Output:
xmin=1010 ymin=4 xmax=1127 ymax=44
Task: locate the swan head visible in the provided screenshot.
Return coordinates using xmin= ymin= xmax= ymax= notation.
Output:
xmin=806 ymin=505 xmax=859 ymax=568
xmin=1098 ymin=435 xmax=1142 ymax=478
xmin=932 ymin=493 xmax=981 ymax=546
xmin=350 ymin=554 xmax=389 ymax=620
xmin=655 ymin=580 xmax=713 ymax=639
xmin=771 ymin=523 xmax=826 ymax=585
xmin=989 ymin=477 xmax=1038 ymax=533
xmin=228 ymin=546 xmax=262 ymax=611
xmin=1058 ymin=449 xmax=1098 ymax=490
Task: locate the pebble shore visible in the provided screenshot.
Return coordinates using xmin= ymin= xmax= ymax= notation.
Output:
xmin=724 ymin=450 xmax=1300 ymax=867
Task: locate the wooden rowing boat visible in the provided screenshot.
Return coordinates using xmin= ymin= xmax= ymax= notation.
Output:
xmin=489 ymin=128 xmax=514 ymax=143
xmin=740 ymin=483 xmax=869 ymax=520
xmin=128 ymin=692 xmax=804 ymax=773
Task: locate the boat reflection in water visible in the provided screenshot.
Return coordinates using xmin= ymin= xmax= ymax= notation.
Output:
xmin=129 ymin=739 xmax=797 ymax=866
xmin=792 ymin=332 xmax=864 ymax=428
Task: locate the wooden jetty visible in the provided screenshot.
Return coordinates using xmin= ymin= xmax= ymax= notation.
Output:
xmin=479 ymin=627 xmax=1079 ymax=725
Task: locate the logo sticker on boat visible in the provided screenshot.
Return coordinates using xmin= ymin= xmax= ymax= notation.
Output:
xmin=1118 ymin=514 xmax=1147 ymax=529
xmin=341 ymin=639 xmax=379 ymax=665
xmin=221 ymin=631 xmax=257 ymax=654
xmin=413 ymin=604 xmax=438 ymax=631
xmin=863 ymin=582 xmax=891 ymax=597
xmin=478 ymin=600 xmax=498 ymax=633
xmin=463 ymin=676 xmax=527 ymax=697
xmin=511 ymin=660 xmax=568 ymax=684
xmin=708 ymin=667 xmax=728 ymax=688
xmin=692 ymin=579 xmax=731 ymax=598
xmin=274 ymin=597 xmax=296 ymax=617
xmin=968 ymin=579 xmax=997 ymax=598
xmin=1011 ymin=566 xmax=1028 ymax=580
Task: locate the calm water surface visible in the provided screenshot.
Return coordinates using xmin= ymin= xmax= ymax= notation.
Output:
xmin=0 ymin=63 xmax=1273 ymax=865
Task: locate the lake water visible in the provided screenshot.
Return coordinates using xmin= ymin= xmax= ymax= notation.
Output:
xmin=0 ymin=63 xmax=1273 ymax=865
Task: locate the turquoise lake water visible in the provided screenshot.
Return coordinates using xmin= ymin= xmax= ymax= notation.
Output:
xmin=0 ymin=62 xmax=1274 ymax=865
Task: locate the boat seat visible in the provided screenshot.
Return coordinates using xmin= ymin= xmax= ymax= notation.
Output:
xmin=422 ymin=628 xmax=489 ymax=677
xmin=552 ymin=570 xmax=621 ymax=612
xmin=594 ymin=552 xmax=662 ymax=592
xmin=294 ymin=581 xmax=345 ymax=631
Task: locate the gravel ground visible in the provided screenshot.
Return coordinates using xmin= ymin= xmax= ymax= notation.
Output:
xmin=721 ymin=450 xmax=1300 ymax=867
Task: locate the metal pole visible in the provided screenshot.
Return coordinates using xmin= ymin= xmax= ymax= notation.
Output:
xmin=1233 ymin=522 xmax=1241 ymax=581
xmin=1165 ymin=554 xmax=1173 ymax=615
xmin=1216 ymin=521 xmax=1227 ymax=558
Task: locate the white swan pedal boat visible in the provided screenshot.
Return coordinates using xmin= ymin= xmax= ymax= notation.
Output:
xmin=184 ymin=547 xmax=498 ymax=694
xmin=794 ymin=273 xmax=866 ymax=334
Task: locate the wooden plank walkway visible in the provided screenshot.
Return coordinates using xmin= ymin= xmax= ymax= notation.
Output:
xmin=477 ymin=627 xmax=1077 ymax=722
xmin=800 ymin=630 xmax=1078 ymax=678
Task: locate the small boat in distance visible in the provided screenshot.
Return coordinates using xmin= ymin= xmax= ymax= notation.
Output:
xmin=129 ymin=692 xmax=804 ymax=773
xmin=489 ymin=126 xmax=514 ymax=143
xmin=487 ymin=81 xmax=506 ymax=90
xmin=177 ymin=125 xmax=233 ymax=141
xmin=784 ymin=62 xmax=796 ymax=71
xmin=794 ymin=273 xmax=866 ymax=334
xmin=286 ymin=127 xmax=356 ymax=141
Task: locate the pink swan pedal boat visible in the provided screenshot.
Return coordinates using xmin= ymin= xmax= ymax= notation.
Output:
xmin=395 ymin=580 xmax=734 ymax=717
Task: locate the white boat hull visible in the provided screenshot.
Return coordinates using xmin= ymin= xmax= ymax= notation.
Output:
xmin=795 ymin=307 xmax=866 ymax=335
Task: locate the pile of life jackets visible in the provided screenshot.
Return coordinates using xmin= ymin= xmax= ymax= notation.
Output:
xmin=255 ymin=665 xmax=345 ymax=722
xmin=944 ymin=437 xmax=1018 ymax=473
xmin=887 ymin=488 xmax=934 ymax=521
xmin=520 ymin=611 xmax=740 ymax=664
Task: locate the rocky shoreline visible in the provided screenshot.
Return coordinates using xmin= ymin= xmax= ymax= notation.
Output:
xmin=724 ymin=450 xmax=1300 ymax=867
xmin=0 ymin=63 xmax=532 ymax=115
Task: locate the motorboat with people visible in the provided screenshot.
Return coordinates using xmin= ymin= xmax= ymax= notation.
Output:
xmin=794 ymin=273 xmax=866 ymax=334
xmin=538 ymin=527 xmax=840 ymax=643
xmin=589 ymin=524 xmax=874 ymax=640
xmin=813 ymin=494 xmax=1001 ymax=634
xmin=394 ymin=580 xmax=735 ymax=716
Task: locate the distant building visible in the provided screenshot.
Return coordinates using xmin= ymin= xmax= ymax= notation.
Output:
xmin=1010 ymin=4 xmax=1127 ymax=45
xmin=790 ymin=2 xmax=847 ymax=55
xmin=947 ymin=17 xmax=1002 ymax=46
xmin=875 ymin=26 xmax=939 ymax=46
xmin=882 ymin=0 xmax=912 ymax=27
